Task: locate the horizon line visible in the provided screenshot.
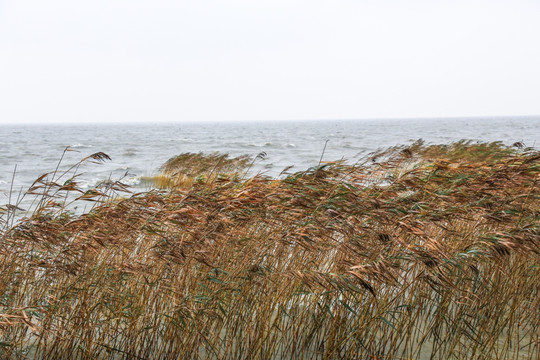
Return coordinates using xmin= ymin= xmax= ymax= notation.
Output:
xmin=1 ymin=114 xmax=539 ymax=126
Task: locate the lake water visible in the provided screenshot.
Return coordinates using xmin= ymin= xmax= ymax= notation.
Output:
xmin=1 ymin=116 xmax=539 ymax=209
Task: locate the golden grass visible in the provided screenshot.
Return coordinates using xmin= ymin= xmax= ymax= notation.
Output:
xmin=0 ymin=142 xmax=539 ymax=359
xmin=143 ymin=152 xmax=252 ymax=189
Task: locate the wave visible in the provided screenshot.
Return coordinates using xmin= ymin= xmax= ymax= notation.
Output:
xmin=69 ymin=143 xmax=93 ymax=149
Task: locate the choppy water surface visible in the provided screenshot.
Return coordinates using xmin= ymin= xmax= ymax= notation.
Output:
xmin=1 ymin=117 xmax=539 ymax=208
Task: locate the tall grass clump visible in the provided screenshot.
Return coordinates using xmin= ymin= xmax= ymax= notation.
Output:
xmin=141 ymin=152 xmax=252 ymax=189
xmin=0 ymin=141 xmax=539 ymax=359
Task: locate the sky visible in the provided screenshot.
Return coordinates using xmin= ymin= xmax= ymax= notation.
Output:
xmin=0 ymin=0 xmax=539 ymax=124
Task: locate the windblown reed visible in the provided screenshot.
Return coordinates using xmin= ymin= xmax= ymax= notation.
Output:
xmin=142 ymin=152 xmax=251 ymax=189
xmin=1 ymin=141 xmax=538 ymax=359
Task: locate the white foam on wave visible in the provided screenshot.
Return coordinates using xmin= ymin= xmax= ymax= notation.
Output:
xmin=122 ymin=176 xmax=142 ymax=187
xmin=248 ymin=142 xmax=273 ymax=147
xmin=69 ymin=143 xmax=93 ymax=149
xmin=78 ymin=178 xmax=102 ymax=190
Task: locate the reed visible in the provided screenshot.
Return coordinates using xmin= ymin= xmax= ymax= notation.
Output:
xmin=142 ymin=152 xmax=251 ymax=189
xmin=0 ymin=141 xmax=538 ymax=359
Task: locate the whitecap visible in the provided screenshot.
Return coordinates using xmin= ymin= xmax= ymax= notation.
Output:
xmin=78 ymin=178 xmax=102 ymax=190
xmin=69 ymin=143 xmax=93 ymax=149
xmin=122 ymin=176 xmax=142 ymax=186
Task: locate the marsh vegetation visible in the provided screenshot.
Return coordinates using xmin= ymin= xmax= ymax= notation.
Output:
xmin=1 ymin=141 xmax=538 ymax=359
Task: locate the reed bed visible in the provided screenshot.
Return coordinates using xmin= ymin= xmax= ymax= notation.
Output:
xmin=0 ymin=141 xmax=539 ymax=359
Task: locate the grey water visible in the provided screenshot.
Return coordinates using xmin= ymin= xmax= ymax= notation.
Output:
xmin=1 ymin=116 xmax=539 ymax=210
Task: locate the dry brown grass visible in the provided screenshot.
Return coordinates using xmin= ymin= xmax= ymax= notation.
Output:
xmin=142 ymin=152 xmax=252 ymax=189
xmin=1 ymin=142 xmax=539 ymax=359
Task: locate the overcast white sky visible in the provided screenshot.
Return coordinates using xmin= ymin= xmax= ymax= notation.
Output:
xmin=1 ymin=0 xmax=539 ymax=123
